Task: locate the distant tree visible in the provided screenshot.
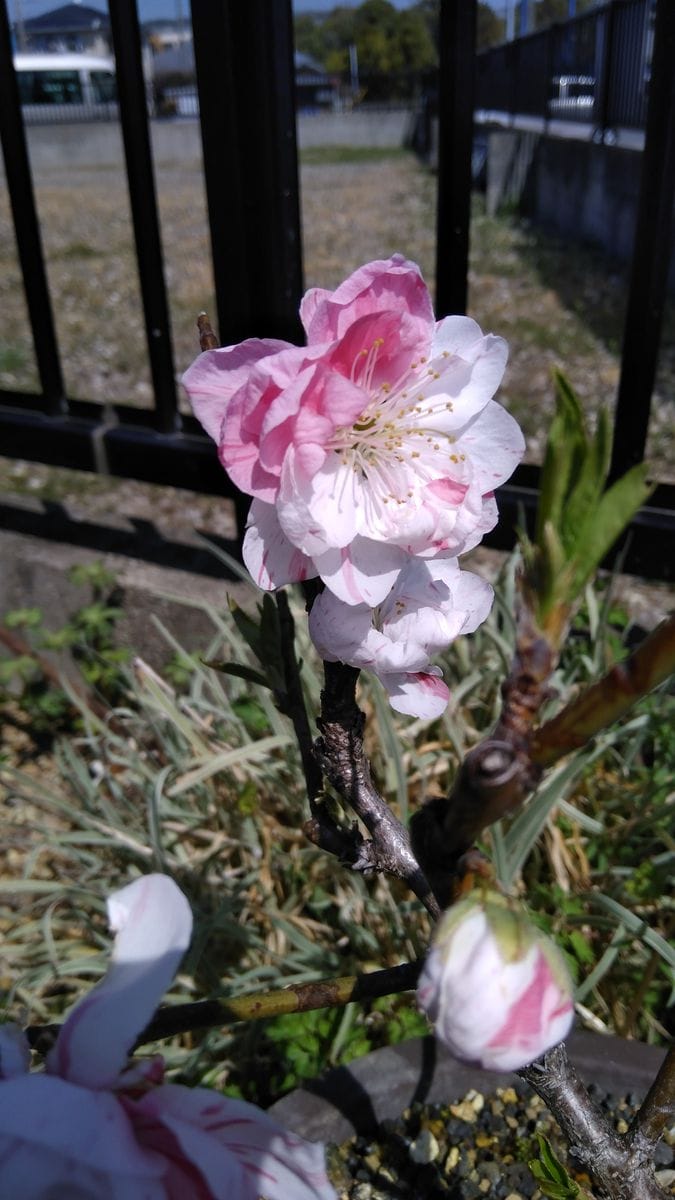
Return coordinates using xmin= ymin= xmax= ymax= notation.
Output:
xmin=393 ymin=7 xmax=436 ymax=72
xmin=293 ymin=13 xmax=328 ymax=63
xmin=477 ymin=2 xmax=506 ymax=48
xmin=409 ymin=1 xmax=506 ymax=55
xmin=530 ymin=0 xmax=598 ymax=30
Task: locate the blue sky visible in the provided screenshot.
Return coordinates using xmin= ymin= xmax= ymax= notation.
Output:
xmin=13 ymin=0 xmax=504 ymax=24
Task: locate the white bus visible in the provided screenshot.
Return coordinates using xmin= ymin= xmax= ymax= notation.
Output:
xmin=13 ymin=53 xmax=118 ymax=122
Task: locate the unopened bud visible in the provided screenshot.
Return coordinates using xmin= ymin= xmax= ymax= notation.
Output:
xmin=417 ymin=891 xmax=574 ymax=1072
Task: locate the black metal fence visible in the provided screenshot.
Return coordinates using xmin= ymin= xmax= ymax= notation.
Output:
xmin=476 ymin=0 xmax=654 ymax=134
xmin=0 ymin=0 xmax=673 ymax=580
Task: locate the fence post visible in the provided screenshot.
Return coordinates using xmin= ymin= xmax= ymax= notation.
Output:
xmin=0 ymin=0 xmax=65 ymax=413
xmin=191 ymin=0 xmax=303 ymax=347
xmin=108 ymin=0 xmax=179 ymax=435
xmin=435 ymin=0 xmax=476 ymax=317
xmin=609 ymin=0 xmax=675 ymax=481
xmin=593 ymin=1 xmax=616 ymax=139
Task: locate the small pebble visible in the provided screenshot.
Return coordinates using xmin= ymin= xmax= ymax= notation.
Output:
xmin=409 ymin=1128 xmax=440 ymax=1163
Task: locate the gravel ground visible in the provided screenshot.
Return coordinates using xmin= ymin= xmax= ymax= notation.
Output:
xmin=327 ymin=1083 xmax=675 ymax=1200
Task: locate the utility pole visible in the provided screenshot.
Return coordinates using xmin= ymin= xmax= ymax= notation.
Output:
xmin=13 ymin=0 xmax=27 ymax=50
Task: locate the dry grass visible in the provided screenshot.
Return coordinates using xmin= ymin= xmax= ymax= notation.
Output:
xmin=1 ymin=147 xmax=672 ymax=483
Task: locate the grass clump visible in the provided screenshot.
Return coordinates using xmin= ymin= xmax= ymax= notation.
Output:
xmin=1 ymin=556 xmax=672 ymax=1103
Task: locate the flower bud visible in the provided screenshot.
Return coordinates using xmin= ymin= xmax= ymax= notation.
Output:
xmin=417 ymin=891 xmax=574 ymax=1072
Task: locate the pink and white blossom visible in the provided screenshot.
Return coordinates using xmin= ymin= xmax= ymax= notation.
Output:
xmin=0 ymin=874 xmax=336 ymax=1200
xmin=417 ymin=891 xmax=574 ymax=1072
xmin=183 ymin=255 xmax=524 ymax=606
xmin=308 ymin=557 xmax=493 ymax=718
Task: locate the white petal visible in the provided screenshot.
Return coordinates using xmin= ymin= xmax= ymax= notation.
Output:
xmin=277 ymin=449 xmax=361 ymax=556
xmin=243 ymin=500 xmax=315 ymax=591
xmin=455 ymin=399 xmax=525 ymax=490
xmin=132 ymin=1085 xmax=336 ymax=1200
xmin=49 ymin=875 xmax=192 ymax=1089
xmin=381 ymin=669 xmax=450 ymax=719
xmin=0 ymin=1023 xmax=31 ymax=1079
xmin=0 ymin=1074 xmax=165 ymax=1195
xmin=313 ymin=537 xmax=406 ymax=606
xmin=308 ymin=591 xmax=373 ymax=663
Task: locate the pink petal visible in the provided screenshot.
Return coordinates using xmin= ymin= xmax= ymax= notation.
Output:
xmin=301 ymin=254 xmax=434 ymax=344
xmin=182 ymin=339 xmax=291 ymax=442
xmin=0 ymin=1074 xmax=165 ymax=1190
xmin=242 ymin=500 xmax=315 ymax=590
xmin=0 ymin=1024 xmax=31 ymax=1079
xmin=49 ymin=875 xmax=192 ymax=1089
xmin=130 ymin=1084 xmax=337 ymax=1200
xmin=382 ymin=669 xmax=450 ymax=719
xmin=327 ymin=308 xmax=426 ymax=395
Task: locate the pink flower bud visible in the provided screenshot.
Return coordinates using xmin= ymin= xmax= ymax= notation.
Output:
xmin=417 ymin=892 xmax=574 ymax=1072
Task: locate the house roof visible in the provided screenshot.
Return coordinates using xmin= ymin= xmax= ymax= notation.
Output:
xmin=24 ymin=4 xmax=109 ymax=33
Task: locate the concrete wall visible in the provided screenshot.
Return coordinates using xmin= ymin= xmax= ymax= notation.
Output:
xmin=486 ymin=128 xmax=675 ymax=286
xmin=5 ymin=109 xmax=413 ymax=174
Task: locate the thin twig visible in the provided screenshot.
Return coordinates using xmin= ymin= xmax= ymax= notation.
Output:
xmin=25 ymin=960 xmax=422 ymax=1057
xmin=316 ymin=661 xmax=440 ymax=919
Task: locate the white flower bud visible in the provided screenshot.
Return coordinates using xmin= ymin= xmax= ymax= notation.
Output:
xmin=417 ymin=891 xmax=574 ymax=1072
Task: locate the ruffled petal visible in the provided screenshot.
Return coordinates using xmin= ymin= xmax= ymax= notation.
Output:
xmin=182 ymin=339 xmax=291 ymax=442
xmin=243 ymin=500 xmax=315 ymax=591
xmin=0 ymin=1074 xmax=165 ymax=1196
xmin=48 ymin=875 xmax=192 ymax=1089
xmin=130 ymin=1085 xmax=336 ymax=1200
xmin=301 ymin=254 xmax=434 ymax=345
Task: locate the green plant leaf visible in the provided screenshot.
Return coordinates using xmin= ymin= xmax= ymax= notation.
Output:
xmin=536 ymin=369 xmax=586 ymax=547
xmin=529 ymin=1134 xmax=580 ymax=1197
xmin=569 ymin=462 xmax=653 ymax=597
xmin=561 ymin=407 xmax=611 ymax=553
xmin=202 ymin=660 xmax=273 ymax=690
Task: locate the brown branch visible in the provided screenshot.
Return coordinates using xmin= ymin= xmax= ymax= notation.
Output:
xmin=316 ymin=661 xmax=440 ymax=919
xmin=519 ymin=1043 xmax=668 ymax=1200
xmin=531 ymin=615 xmax=675 ymax=769
xmin=411 ymin=613 xmax=675 ymax=894
xmin=410 ymin=602 xmax=554 ymax=890
xmin=197 ymin=311 xmax=219 ymax=351
xmin=25 ymin=960 xmax=422 ymax=1057
xmin=627 ymin=1043 xmax=675 ymax=1157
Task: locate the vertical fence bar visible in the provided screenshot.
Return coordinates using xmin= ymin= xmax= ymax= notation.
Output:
xmin=0 ymin=0 xmax=65 ymax=413
xmin=107 ymin=0 xmax=179 ymax=434
xmin=435 ymin=0 xmax=476 ymax=317
xmin=609 ymin=0 xmax=675 ymax=480
xmin=191 ymin=0 xmax=303 ymax=347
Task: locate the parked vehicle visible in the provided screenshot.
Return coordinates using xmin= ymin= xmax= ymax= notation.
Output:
xmin=13 ymin=53 xmax=117 ymax=122
xmin=548 ymin=74 xmax=595 ymax=119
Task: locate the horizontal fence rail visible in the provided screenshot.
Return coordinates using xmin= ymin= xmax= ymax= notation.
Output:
xmin=476 ymin=0 xmax=653 ymax=134
xmin=0 ymin=0 xmax=673 ymax=582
